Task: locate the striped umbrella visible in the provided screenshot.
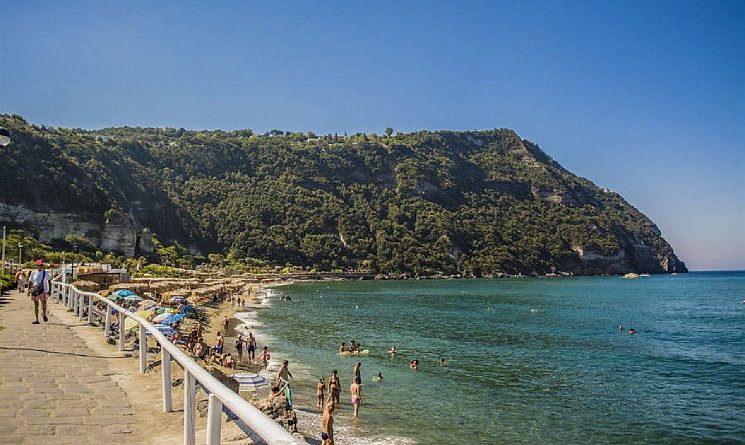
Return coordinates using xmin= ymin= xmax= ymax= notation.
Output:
xmin=232 ymin=373 xmax=268 ymax=392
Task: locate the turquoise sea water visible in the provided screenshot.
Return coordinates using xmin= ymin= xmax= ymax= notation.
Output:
xmin=256 ymin=272 xmax=745 ymax=444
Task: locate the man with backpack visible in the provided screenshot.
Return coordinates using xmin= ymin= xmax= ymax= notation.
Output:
xmin=28 ymin=259 xmax=50 ymax=324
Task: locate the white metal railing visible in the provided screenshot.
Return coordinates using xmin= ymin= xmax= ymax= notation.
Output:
xmin=50 ymin=277 xmax=303 ymax=445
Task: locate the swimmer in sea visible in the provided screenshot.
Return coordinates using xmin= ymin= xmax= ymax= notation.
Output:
xmin=440 ymin=357 xmax=445 ymax=366
xmin=339 ymin=342 xmax=346 ymax=353
xmin=373 ymin=372 xmax=383 ymax=383
xmin=410 ymin=359 xmax=419 ymax=370
xmin=388 ymin=345 xmax=397 ymax=356
xmin=618 ymin=324 xmax=624 ymax=331
xmin=629 ymin=328 xmax=636 ymax=335
xmin=350 ymin=381 xmax=361 ymax=417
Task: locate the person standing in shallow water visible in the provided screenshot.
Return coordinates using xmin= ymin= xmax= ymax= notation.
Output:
xmin=328 ymin=369 xmax=341 ymax=404
xmin=316 ymin=378 xmax=326 ymax=407
xmin=353 ymin=361 xmax=362 ymax=384
xmin=350 ymin=381 xmax=361 ymax=417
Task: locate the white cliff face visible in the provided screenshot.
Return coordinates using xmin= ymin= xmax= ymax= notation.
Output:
xmin=0 ymin=203 xmax=138 ymax=256
xmin=0 ymin=203 xmax=101 ymax=243
xmin=101 ymin=211 xmax=137 ymax=256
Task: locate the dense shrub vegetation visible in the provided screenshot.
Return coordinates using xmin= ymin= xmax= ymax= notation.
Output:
xmin=0 ymin=114 xmax=685 ymax=276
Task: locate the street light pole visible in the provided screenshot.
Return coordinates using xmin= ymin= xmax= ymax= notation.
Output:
xmin=18 ymin=242 xmax=23 ymax=266
xmin=1 ymin=225 xmax=6 ymax=275
xmin=72 ymin=245 xmax=78 ymax=281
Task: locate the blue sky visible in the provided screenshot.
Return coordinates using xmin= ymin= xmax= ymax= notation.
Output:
xmin=1 ymin=0 xmax=743 ymax=270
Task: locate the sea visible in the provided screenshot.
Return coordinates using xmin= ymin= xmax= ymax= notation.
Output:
xmin=247 ymin=272 xmax=745 ymax=445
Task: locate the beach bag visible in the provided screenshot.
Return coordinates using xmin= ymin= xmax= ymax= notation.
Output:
xmin=31 ymin=271 xmax=46 ymax=296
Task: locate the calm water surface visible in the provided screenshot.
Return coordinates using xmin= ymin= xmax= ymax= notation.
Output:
xmin=256 ymin=272 xmax=745 ymax=444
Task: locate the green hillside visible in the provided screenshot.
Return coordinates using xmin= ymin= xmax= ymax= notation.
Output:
xmin=0 ymin=114 xmax=686 ymax=276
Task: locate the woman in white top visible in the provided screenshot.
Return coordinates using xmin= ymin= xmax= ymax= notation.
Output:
xmin=28 ymin=260 xmax=50 ymax=324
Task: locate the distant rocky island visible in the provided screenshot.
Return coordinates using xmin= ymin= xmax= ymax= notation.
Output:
xmin=0 ymin=114 xmax=686 ymax=276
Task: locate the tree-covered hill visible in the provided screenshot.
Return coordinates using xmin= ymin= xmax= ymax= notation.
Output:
xmin=0 ymin=114 xmax=686 ymax=276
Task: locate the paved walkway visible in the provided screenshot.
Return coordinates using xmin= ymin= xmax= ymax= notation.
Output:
xmin=0 ymin=289 xmax=138 ymax=444
xmin=0 ymin=288 xmax=263 ymax=445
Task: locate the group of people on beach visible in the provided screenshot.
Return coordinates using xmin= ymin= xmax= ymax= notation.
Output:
xmin=315 ymin=361 xmax=365 ymax=445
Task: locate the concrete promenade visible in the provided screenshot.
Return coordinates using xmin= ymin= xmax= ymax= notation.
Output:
xmin=0 ymin=288 xmax=263 ymax=445
xmin=0 ymin=289 xmax=141 ymax=443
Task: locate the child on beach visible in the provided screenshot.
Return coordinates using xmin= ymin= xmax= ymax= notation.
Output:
xmin=261 ymin=346 xmax=270 ymax=370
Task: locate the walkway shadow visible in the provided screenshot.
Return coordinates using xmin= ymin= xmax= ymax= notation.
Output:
xmin=0 ymin=345 xmax=130 ymax=359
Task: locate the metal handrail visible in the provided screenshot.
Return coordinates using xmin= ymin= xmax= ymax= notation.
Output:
xmin=50 ymin=277 xmax=302 ymax=445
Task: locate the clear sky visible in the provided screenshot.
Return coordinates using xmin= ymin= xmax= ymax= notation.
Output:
xmin=1 ymin=0 xmax=743 ymax=270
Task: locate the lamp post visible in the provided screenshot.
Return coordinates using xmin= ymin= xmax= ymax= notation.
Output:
xmin=71 ymin=245 xmax=78 ymax=281
xmin=0 ymin=127 xmax=10 ymax=147
xmin=1 ymin=225 xmax=5 ymax=275
xmin=18 ymin=242 xmax=23 ymax=266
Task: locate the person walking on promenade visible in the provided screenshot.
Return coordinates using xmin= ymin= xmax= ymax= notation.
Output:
xmin=28 ymin=259 xmax=50 ymax=324
xmin=14 ymin=268 xmax=27 ymax=292
xmin=321 ymin=400 xmax=335 ymax=445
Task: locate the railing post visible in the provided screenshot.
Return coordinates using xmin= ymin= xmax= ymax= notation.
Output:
xmin=87 ymin=294 xmax=94 ymax=325
xmin=119 ymin=313 xmax=126 ymax=352
xmin=162 ymin=348 xmax=172 ymax=412
xmin=104 ymin=308 xmax=111 ymax=338
xmin=184 ymin=370 xmax=196 ymax=445
xmin=72 ymin=289 xmax=77 ymax=313
xmin=206 ymin=393 xmax=222 ymax=445
xmin=79 ymin=294 xmax=85 ymax=320
xmin=139 ymin=324 xmax=147 ymax=374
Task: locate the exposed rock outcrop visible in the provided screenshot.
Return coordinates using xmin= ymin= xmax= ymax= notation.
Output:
xmin=252 ymin=395 xmax=298 ymax=433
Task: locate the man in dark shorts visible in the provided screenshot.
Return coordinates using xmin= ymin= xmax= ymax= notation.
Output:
xmin=28 ymin=259 xmax=49 ymax=324
xmin=247 ymin=332 xmax=256 ymax=363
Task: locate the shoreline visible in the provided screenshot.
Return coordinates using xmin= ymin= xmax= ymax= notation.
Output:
xmin=223 ymin=281 xmax=408 ymax=445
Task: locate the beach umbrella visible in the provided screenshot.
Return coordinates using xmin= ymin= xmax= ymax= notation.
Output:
xmin=161 ymin=313 xmax=185 ymax=326
xmin=169 ymin=296 xmax=186 ymax=303
xmin=147 ymin=324 xmax=178 ymax=337
xmin=113 ymin=289 xmax=136 ymax=297
xmin=152 ymin=312 xmax=170 ymax=323
xmin=232 ymin=373 xmax=268 ymax=392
